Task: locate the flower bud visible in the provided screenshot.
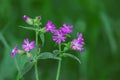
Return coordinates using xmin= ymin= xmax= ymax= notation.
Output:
xmin=26 ymin=53 xmax=31 ymax=58
xmin=37 ymin=16 xmax=41 ymax=19
xmin=18 ymin=50 xmax=25 ymax=54
xmin=33 ymin=16 xmax=42 ymax=26
xmin=23 ymin=15 xmax=33 ymax=25
xmin=23 ymin=15 xmax=28 ymax=20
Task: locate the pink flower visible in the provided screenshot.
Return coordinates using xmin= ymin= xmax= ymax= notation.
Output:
xmin=52 ymin=30 xmax=66 ymax=44
xmin=45 ymin=20 xmax=56 ymax=32
xmin=11 ymin=45 xmax=18 ymax=58
xmin=22 ymin=38 xmax=35 ymax=52
xmin=60 ymin=23 xmax=73 ymax=34
xmin=71 ymin=33 xmax=84 ymax=51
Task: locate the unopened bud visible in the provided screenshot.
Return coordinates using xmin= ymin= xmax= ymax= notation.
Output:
xmin=23 ymin=15 xmax=33 ymax=25
xmin=23 ymin=15 xmax=28 ymax=20
xmin=26 ymin=53 xmax=31 ymax=58
xmin=37 ymin=16 xmax=41 ymax=19
xmin=18 ymin=50 xmax=25 ymax=54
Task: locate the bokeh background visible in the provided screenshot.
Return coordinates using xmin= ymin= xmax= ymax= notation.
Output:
xmin=0 ymin=0 xmax=120 ymax=80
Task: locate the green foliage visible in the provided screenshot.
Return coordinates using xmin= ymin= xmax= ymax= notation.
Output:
xmin=19 ymin=26 xmax=37 ymax=31
xmin=39 ymin=33 xmax=45 ymax=46
xmin=63 ymin=53 xmax=81 ymax=64
xmin=21 ymin=62 xmax=34 ymax=78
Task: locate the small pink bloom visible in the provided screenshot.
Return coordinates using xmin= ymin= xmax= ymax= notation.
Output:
xmin=22 ymin=38 xmax=35 ymax=52
xmin=11 ymin=45 xmax=18 ymax=58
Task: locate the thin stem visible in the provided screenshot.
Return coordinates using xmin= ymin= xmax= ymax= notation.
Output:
xmin=15 ymin=57 xmax=20 ymax=73
xmin=56 ymin=59 xmax=62 ymax=80
xmin=36 ymin=29 xmax=38 ymax=46
xmin=35 ymin=27 xmax=39 ymax=80
xmin=56 ymin=44 xmax=62 ymax=80
xmin=59 ymin=43 xmax=61 ymax=52
xmin=35 ymin=61 xmax=39 ymax=80
xmin=15 ymin=57 xmax=20 ymax=80
xmin=16 ymin=72 xmax=20 ymax=80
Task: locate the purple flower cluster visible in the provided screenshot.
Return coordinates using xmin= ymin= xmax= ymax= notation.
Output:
xmin=71 ymin=33 xmax=85 ymax=52
xmin=45 ymin=20 xmax=73 ymax=44
xmin=11 ymin=38 xmax=35 ymax=58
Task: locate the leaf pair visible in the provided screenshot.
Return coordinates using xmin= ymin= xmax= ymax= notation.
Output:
xmin=37 ymin=52 xmax=81 ymax=64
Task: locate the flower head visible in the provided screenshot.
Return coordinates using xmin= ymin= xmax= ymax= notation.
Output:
xmin=22 ymin=38 xmax=35 ymax=52
xmin=71 ymin=33 xmax=84 ymax=51
xmin=60 ymin=23 xmax=73 ymax=34
xmin=11 ymin=45 xmax=18 ymax=58
xmin=52 ymin=30 xmax=66 ymax=44
xmin=45 ymin=20 xmax=56 ymax=32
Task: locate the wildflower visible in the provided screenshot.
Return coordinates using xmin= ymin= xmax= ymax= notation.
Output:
xmin=22 ymin=38 xmax=35 ymax=52
xmin=71 ymin=33 xmax=84 ymax=51
xmin=60 ymin=23 xmax=73 ymax=34
xmin=77 ymin=33 xmax=84 ymax=42
xmin=45 ymin=20 xmax=56 ymax=32
xmin=11 ymin=45 xmax=18 ymax=58
xmin=52 ymin=30 xmax=66 ymax=44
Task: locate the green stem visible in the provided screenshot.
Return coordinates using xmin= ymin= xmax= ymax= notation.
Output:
xmin=15 ymin=57 xmax=20 ymax=80
xmin=36 ymin=29 xmax=38 ymax=46
xmin=56 ymin=59 xmax=62 ymax=80
xmin=35 ymin=27 xmax=39 ymax=80
xmin=35 ymin=61 xmax=39 ymax=80
xmin=59 ymin=43 xmax=61 ymax=51
xmin=56 ymin=44 xmax=62 ymax=80
xmin=16 ymin=72 xmax=20 ymax=80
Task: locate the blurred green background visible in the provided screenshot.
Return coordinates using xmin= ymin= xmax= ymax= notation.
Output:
xmin=0 ymin=0 xmax=120 ymax=80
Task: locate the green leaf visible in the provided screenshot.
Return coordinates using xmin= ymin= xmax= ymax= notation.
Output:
xmin=37 ymin=52 xmax=61 ymax=60
xmin=65 ymin=34 xmax=71 ymax=37
xmin=20 ymin=62 xmax=34 ymax=78
xmin=40 ymin=33 xmax=45 ymax=46
xmin=15 ymin=55 xmax=31 ymax=78
xmin=63 ymin=53 xmax=81 ymax=64
xmin=53 ymin=50 xmax=59 ymax=56
xmin=19 ymin=26 xmax=37 ymax=31
xmin=63 ymin=42 xmax=72 ymax=51
xmin=16 ymin=72 xmax=20 ymax=80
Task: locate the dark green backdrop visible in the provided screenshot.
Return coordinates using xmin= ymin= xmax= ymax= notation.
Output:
xmin=0 ymin=0 xmax=120 ymax=80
